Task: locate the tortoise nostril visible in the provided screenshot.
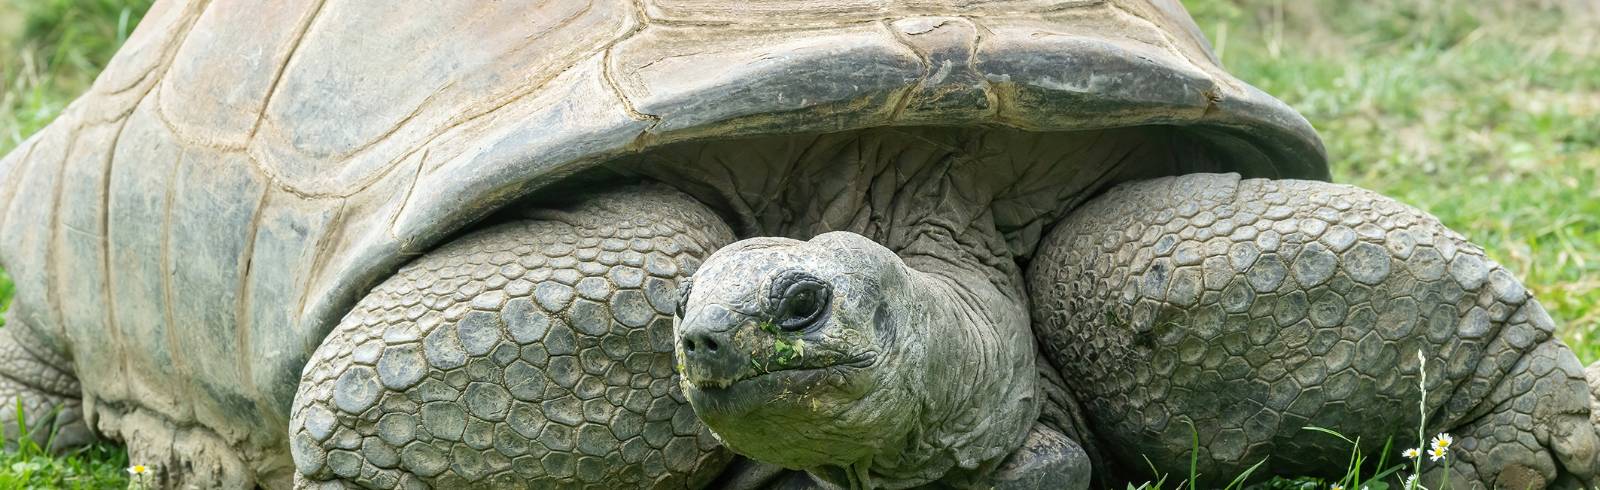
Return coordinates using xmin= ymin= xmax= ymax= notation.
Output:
xmin=681 ymin=330 xmax=725 ymax=358
xmin=678 ymin=327 xmax=746 ymax=383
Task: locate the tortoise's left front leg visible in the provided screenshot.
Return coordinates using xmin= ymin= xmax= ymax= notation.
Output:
xmin=1028 ymin=173 xmax=1598 ymax=487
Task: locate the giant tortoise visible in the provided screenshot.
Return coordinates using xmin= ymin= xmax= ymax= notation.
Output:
xmin=0 ymin=0 xmax=1595 ymax=488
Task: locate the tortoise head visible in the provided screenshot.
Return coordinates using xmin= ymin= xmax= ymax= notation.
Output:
xmin=674 ymin=232 xmax=924 ymax=469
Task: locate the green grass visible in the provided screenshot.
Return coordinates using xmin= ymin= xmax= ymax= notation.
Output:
xmin=0 ymin=400 xmax=129 ymax=489
xmin=0 ymin=0 xmax=1595 ymax=487
xmin=1 ymin=0 xmax=149 ymax=150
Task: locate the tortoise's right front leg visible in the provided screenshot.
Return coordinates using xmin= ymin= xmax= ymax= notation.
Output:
xmin=289 ymin=185 xmax=737 ymax=488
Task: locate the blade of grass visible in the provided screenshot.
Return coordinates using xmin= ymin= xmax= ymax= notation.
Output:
xmin=1221 ymin=457 xmax=1268 ymax=490
xmin=1303 ymin=425 xmax=1357 ymax=445
xmin=1185 ymin=419 xmax=1200 ymax=490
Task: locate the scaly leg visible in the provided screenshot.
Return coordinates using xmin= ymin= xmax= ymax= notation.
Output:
xmin=1029 ymin=173 xmax=1597 ymax=487
xmin=290 ymin=185 xmax=737 ymax=488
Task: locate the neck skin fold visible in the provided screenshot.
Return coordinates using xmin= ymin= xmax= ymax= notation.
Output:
xmin=858 ymin=246 xmax=1040 ymax=488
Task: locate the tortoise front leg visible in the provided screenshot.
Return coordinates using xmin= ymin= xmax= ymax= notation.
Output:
xmin=289 ymin=186 xmax=738 ymax=488
xmin=1028 ymin=173 xmax=1598 ymax=487
xmin=979 ymin=422 xmax=1092 ymax=489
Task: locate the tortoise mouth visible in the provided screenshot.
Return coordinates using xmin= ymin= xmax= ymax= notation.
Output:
xmin=684 ymin=352 xmax=877 ymax=419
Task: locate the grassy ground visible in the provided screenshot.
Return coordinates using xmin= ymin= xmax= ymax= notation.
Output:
xmin=0 ymin=0 xmax=1595 ymax=488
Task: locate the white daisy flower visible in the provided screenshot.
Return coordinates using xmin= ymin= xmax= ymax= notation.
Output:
xmin=1431 ymin=433 xmax=1454 ymax=452
xmin=1402 ymin=447 xmax=1420 ymax=459
xmin=1428 ymin=445 xmax=1447 ymax=461
xmin=128 ymin=464 xmax=149 ymax=475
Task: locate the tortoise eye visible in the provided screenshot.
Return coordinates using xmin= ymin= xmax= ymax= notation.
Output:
xmin=770 ymin=272 xmax=830 ymax=331
xmin=674 ymin=277 xmax=694 ymax=319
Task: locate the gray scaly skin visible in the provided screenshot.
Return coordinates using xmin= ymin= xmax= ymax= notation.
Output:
xmin=1029 ymin=173 xmax=1597 ymax=487
xmin=0 ymin=310 xmax=93 ymax=452
xmin=290 ymin=186 xmax=739 ymax=488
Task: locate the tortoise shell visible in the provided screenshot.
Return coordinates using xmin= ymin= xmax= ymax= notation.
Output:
xmin=0 ymin=0 xmax=1323 ymax=483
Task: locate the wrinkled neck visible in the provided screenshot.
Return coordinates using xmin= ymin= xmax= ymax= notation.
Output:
xmin=618 ymin=126 xmax=1183 ymax=263
xmin=862 ymin=240 xmax=1040 ymax=488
